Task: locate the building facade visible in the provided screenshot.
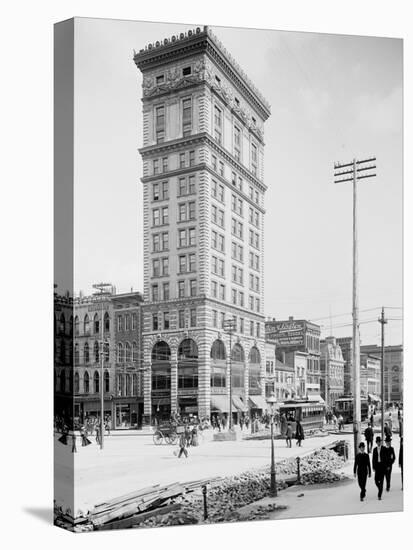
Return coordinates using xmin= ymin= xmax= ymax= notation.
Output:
xmin=336 ymin=336 xmax=353 ymax=395
xmin=134 ymin=26 xmax=271 ymax=423
xmin=54 ymin=288 xmax=74 ymax=422
xmin=284 ymin=350 xmax=307 ymax=398
xmin=112 ymin=292 xmax=144 ymax=428
xmin=320 ymin=336 xmax=345 ymax=407
xmin=360 ymin=353 xmax=381 ymax=399
xmin=264 ymin=343 xmax=295 ymax=401
xmin=265 ymin=317 xmax=321 ymax=398
xmin=361 ymin=344 xmax=403 ymax=404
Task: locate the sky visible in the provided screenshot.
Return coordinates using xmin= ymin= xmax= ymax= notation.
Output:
xmin=71 ymin=18 xmax=403 ymax=347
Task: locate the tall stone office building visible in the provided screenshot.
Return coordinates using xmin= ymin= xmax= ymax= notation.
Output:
xmin=134 ymin=26 xmax=271 ymax=423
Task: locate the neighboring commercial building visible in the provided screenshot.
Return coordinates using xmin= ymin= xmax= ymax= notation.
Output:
xmin=284 ymin=350 xmax=307 ymax=398
xmin=361 ymin=344 xmax=403 ymax=403
xmin=112 ymin=292 xmax=145 ymax=428
xmin=54 ymin=288 xmax=74 ymax=422
xmin=134 ymin=26 xmax=271 ymax=423
xmin=360 ymin=353 xmax=381 ymax=400
xmin=264 ymin=342 xmax=295 ymax=401
xmin=265 ymin=317 xmax=321 ymax=398
xmin=320 ymin=336 xmax=345 ymax=407
xmin=336 ymin=336 xmax=353 ymax=395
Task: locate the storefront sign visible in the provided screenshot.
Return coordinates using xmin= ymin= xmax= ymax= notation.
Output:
xmin=266 ymin=321 xmax=305 ymax=346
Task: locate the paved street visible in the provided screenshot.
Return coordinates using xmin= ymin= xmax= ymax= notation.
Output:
xmin=55 ymin=429 xmax=353 ymax=514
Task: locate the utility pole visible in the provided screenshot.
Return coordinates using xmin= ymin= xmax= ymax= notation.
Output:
xmin=334 ymin=157 xmax=376 ymax=454
xmin=378 ymin=307 xmax=387 ymax=441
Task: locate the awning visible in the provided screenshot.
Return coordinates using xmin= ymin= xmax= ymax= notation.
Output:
xmin=368 ymin=394 xmax=381 ymax=403
xmin=249 ymin=395 xmax=268 ymax=410
xmin=211 ymin=395 xmax=230 ymax=413
xmin=232 ymin=395 xmax=248 ymax=412
xmin=307 ymin=394 xmax=325 ymax=404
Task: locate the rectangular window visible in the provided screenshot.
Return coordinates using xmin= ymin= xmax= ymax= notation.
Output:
xmin=179 ymin=203 xmax=186 ymax=222
xmin=234 ymin=126 xmax=241 ymax=161
xmin=190 ymin=308 xmax=196 ymax=327
xmin=153 ymin=209 xmax=160 ymax=226
xmin=153 ymin=313 xmax=159 ymax=331
xmin=249 ymin=295 xmax=254 ymax=310
xmin=155 ymin=105 xmax=165 ymax=143
xmin=156 ymin=74 xmax=164 ymax=85
xmin=162 ymin=232 xmax=169 ymax=250
xmin=240 ymin=318 xmax=244 ymax=334
xmin=162 ymin=156 xmax=168 ymax=172
xmin=238 ymin=198 xmax=243 ymax=216
xmin=255 ymin=276 xmax=259 ymax=292
xmin=183 ymin=66 xmax=192 ymax=76
xmin=231 ymin=194 xmax=237 ymax=212
xmin=238 ymin=177 xmax=243 ymax=193
xmin=188 ymin=253 xmax=196 ymax=272
xmin=212 ymin=155 xmax=217 ymax=171
xmin=218 ymin=234 xmax=225 ymax=252
xmin=188 ymin=175 xmax=195 ymax=194
xmin=251 ymin=143 xmax=258 ymax=175
xmin=178 ymin=229 xmax=186 ymax=248
xmin=190 ymin=279 xmax=197 ymax=297
xmin=214 ymin=105 xmax=222 ymax=144
xmin=232 ymin=265 xmax=237 ymax=282
xmin=219 ymin=259 xmax=224 ymax=277
xmin=249 ymin=251 xmax=254 ymax=268
xmin=180 ymin=152 xmax=186 ymax=169
xmin=163 ymin=282 xmax=170 ymax=300
xmin=179 ymin=310 xmax=185 ymax=329
xmin=179 ymin=255 xmax=186 ymax=274
xmin=249 ymin=207 xmax=253 ymax=224
xmin=162 ymin=181 xmax=169 ymax=200
xmin=153 ymin=182 xmax=160 ymax=200
xmin=153 ymin=159 xmax=159 ymax=175
xmin=231 ymin=288 xmax=237 ymax=305
xmin=178 ymin=280 xmax=185 ymax=298
xmin=212 ymin=230 xmax=218 ymax=250
xmin=232 ymin=172 xmax=236 ymax=186
xmin=162 ymin=207 xmax=168 ymax=224
xmin=220 ymin=312 xmax=225 ymax=329
xmin=152 ymin=284 xmax=159 ymax=301
xmin=256 ymin=322 xmax=260 ymax=338
xmin=153 ymin=233 xmax=160 ymax=252
xmin=211 ymin=280 xmax=218 ymax=298
xmin=218 ymin=209 xmax=224 ymax=228
xmin=188 ymin=228 xmax=196 ymax=246
xmin=239 ymin=291 xmax=244 ymax=307
xmin=162 ymin=257 xmax=169 ymax=276
xmin=153 ymin=258 xmax=160 ymax=277
xmin=212 ymin=310 xmax=218 ymax=328
xmin=238 ymin=245 xmax=243 ymax=262
xmin=182 ymin=98 xmax=192 ymax=137
xmin=211 ymin=179 xmax=217 ymax=198
xmin=211 ymin=205 xmax=217 ymax=224
xmin=188 ymin=201 xmax=196 ymax=220
xmin=219 ymin=161 xmax=224 ymax=177
xmin=163 ymin=312 xmax=170 ymax=330
xmin=256 ymin=298 xmax=260 ymax=312
xmin=178 ymin=177 xmax=186 ymax=197
xmin=218 ymin=184 xmax=224 ymax=202
xmin=231 ymin=242 xmax=236 ymax=259
xmin=250 ymin=320 xmax=254 ymax=336
xmin=189 ymin=150 xmax=195 ymax=167
xmin=219 ymin=284 xmax=225 ymax=300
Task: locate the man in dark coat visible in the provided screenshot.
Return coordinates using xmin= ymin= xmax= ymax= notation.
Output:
xmin=372 ymin=436 xmax=386 ymax=500
xmin=364 ymin=423 xmax=374 ymax=453
xmin=353 ymin=442 xmax=371 ymax=501
xmin=383 ymin=436 xmax=396 ymax=491
xmin=285 ymin=422 xmax=293 ymax=448
xmin=295 ymin=420 xmax=305 ymax=447
xmin=399 ymin=436 xmax=403 ymax=490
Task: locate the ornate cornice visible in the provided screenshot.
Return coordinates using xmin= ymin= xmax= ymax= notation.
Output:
xmin=134 ymin=26 xmax=271 ymax=121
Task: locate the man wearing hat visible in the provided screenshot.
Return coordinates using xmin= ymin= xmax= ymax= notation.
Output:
xmin=353 ymin=442 xmax=371 ymax=501
xmin=383 ymin=436 xmax=396 ymax=491
xmin=372 ymin=436 xmax=386 ymax=500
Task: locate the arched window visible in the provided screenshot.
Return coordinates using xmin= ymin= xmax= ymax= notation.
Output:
xmin=151 ymin=342 xmax=171 ymax=391
xmin=104 ymin=370 xmax=110 ymax=392
xmin=84 ymin=371 xmax=90 ymax=393
xmin=231 ymin=344 xmax=245 ymax=389
xmin=74 ymin=372 xmax=80 ymax=393
xmin=104 ymin=312 xmax=110 ymax=332
xmin=249 ymin=346 xmax=261 ymax=364
xmin=74 ymin=343 xmax=79 ymax=365
xmin=117 ymin=315 xmax=123 ymax=332
xmin=125 ymin=342 xmax=131 ymax=362
xmin=60 ymin=339 xmax=66 ymax=364
xmin=84 ymin=342 xmax=90 ymax=364
xmin=178 ymin=339 xmax=198 ymax=389
xmin=211 ymin=340 xmax=227 ymax=388
xmin=94 ymin=371 xmax=100 ymax=393
xmin=211 ymin=339 xmax=226 ymax=360
xmin=60 ymin=370 xmax=66 ymax=392
xmin=74 ymin=316 xmax=79 ymax=336
xmin=132 ymin=341 xmax=138 ymax=362
xmin=94 ymin=341 xmax=99 ymax=363
xmin=231 ymin=343 xmax=245 ymax=362
xmin=59 ymin=314 xmax=65 ymax=335
xmin=94 ymin=313 xmax=99 ymax=334
xmin=84 ymin=314 xmax=90 ymax=334
xmin=104 ymin=341 xmax=109 ymax=362
xmin=117 ymin=343 xmax=124 ymax=363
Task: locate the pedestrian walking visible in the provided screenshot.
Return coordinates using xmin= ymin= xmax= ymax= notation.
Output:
xmin=399 ymin=436 xmax=403 ymax=490
xmin=95 ymin=424 xmax=101 ymax=446
xmin=353 ymin=442 xmax=371 ymax=501
xmin=332 ymin=414 xmax=338 ymax=429
xmin=222 ymin=415 xmax=227 ymax=430
xmin=239 ymin=415 xmax=244 ymax=431
xmin=383 ymin=436 xmax=396 ymax=492
xmin=105 ymin=417 xmax=111 ymax=436
xmin=285 ymin=422 xmax=293 ymax=448
xmin=370 ymin=412 xmax=374 ymax=428
xmin=372 ymin=436 xmax=386 ymax=500
xmin=191 ymin=425 xmax=199 ymax=447
xmin=338 ymin=414 xmax=344 ymax=432
xmin=364 ymin=423 xmax=374 ymax=453
xmin=387 ymin=413 xmax=393 ymax=434
xmin=295 ymin=419 xmax=305 ymax=447
xmin=71 ymin=432 xmax=77 ymax=453
xmin=80 ymin=426 xmax=92 ymax=447
xmin=178 ymin=429 xmax=188 ymax=458
xmin=280 ymin=413 xmax=287 ymax=436
xmin=384 ymin=422 xmax=392 ymax=441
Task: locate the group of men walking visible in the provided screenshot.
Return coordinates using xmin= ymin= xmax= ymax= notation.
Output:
xmin=354 ymin=435 xmax=402 ymax=501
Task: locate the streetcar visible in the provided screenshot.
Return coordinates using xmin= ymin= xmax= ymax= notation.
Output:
xmin=333 ymin=396 xmax=369 ymax=423
xmin=278 ymin=399 xmax=325 ymax=433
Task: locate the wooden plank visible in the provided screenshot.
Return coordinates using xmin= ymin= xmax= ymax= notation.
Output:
xmin=95 ymin=503 xmax=182 ymax=531
xmin=92 ymin=484 xmax=161 ymax=511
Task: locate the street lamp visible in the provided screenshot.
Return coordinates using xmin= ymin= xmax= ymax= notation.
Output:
xmin=267 ymin=394 xmax=278 ymax=497
xmin=92 ymin=282 xmax=112 ymax=450
xmin=223 ymin=318 xmax=236 ymax=431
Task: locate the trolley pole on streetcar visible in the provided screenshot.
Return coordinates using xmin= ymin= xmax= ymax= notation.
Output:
xmin=223 ymin=318 xmax=236 ymax=431
xmin=93 ymin=282 xmax=113 ymax=450
xmin=334 ymin=157 xmax=376 ymax=455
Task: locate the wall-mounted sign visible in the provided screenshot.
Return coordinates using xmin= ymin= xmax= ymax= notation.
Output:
xmin=265 ymin=321 xmax=305 ymax=346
